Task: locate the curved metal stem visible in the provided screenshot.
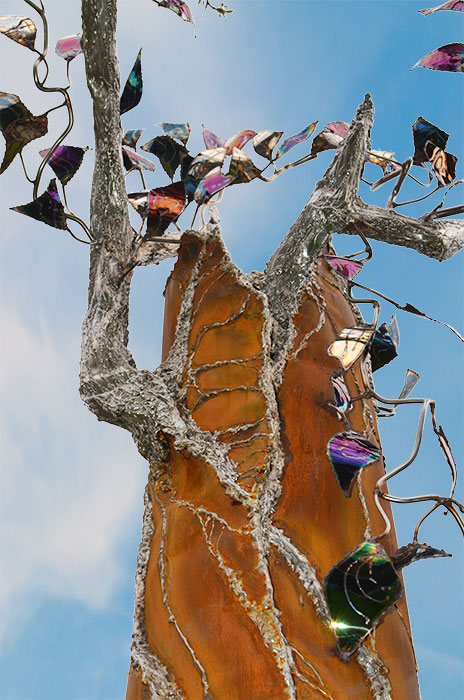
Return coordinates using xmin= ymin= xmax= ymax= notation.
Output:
xmin=66 ymin=212 xmax=93 ymax=242
xmin=350 ymin=281 xmax=464 ymax=342
xmin=393 ymin=186 xmax=440 ymax=208
xmin=24 ymin=0 xmax=75 ymax=198
xmin=347 ymin=282 xmax=380 ymax=328
xmin=65 ymin=226 xmax=91 ymax=245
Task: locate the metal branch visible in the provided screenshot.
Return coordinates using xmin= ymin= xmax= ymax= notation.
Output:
xmin=264 ymin=94 xmax=464 ymax=342
xmin=79 ymin=0 xmax=171 ymax=438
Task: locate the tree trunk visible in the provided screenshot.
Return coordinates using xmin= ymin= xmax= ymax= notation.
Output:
xmin=125 ymin=228 xmax=419 ymax=700
xmin=80 ymin=1 xmax=463 ymax=698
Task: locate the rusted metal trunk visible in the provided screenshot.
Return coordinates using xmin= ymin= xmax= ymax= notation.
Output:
xmin=126 ymin=229 xmax=420 ymax=700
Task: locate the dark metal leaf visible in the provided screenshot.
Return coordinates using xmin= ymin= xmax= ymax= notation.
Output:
xmin=120 ymin=49 xmax=143 ymax=116
xmin=324 ymin=542 xmax=402 ymax=656
xmin=123 ymin=130 xmax=143 ymax=149
xmin=0 ymin=92 xmax=48 ymax=173
xmin=10 ymin=179 xmax=67 ymax=229
xmin=39 ymin=145 xmax=88 ymax=185
xmin=141 ymin=135 xmax=188 ymax=179
xmin=0 ymin=15 xmax=36 ymax=50
xmin=391 ymin=542 xmax=451 ymax=570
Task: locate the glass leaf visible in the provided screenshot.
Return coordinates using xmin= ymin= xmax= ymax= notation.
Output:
xmin=55 ymin=34 xmax=82 ymax=61
xmin=412 ymin=116 xmax=449 ymax=165
xmin=202 ymin=126 xmax=223 ymax=149
xmin=252 ymin=130 xmax=283 ymax=160
xmin=274 ymin=121 xmax=318 ymax=160
xmin=10 ymin=179 xmax=67 ymax=229
xmin=330 ymin=372 xmax=352 ymax=418
xmin=122 ymin=129 xmax=143 ymax=148
xmin=388 ymin=315 xmax=400 ymax=348
xmin=223 ymin=129 xmax=256 ymax=154
xmin=39 ymin=145 xmax=88 ymax=185
xmin=120 ymin=49 xmax=143 ymax=116
xmin=398 ymin=369 xmax=420 ymax=400
xmin=324 ymin=542 xmax=402 ymax=656
xmin=419 ymin=1 xmax=464 ymax=15
xmin=369 ymin=323 xmax=398 ymax=372
xmin=141 ymin=135 xmax=188 ymax=179
xmin=412 ymin=42 xmax=464 ymax=73
xmin=0 ymin=92 xmax=48 ymax=174
xmin=155 ymin=0 xmax=195 ymax=24
xmin=325 ymin=255 xmax=363 ymax=279
xmin=365 ymin=150 xmax=399 ymax=171
xmin=0 ymin=15 xmax=36 ymax=50
xmin=228 ymin=147 xmax=261 ymax=184
xmin=194 ymin=167 xmax=234 ymax=203
xmin=326 ymin=431 xmax=381 ymax=496
xmin=425 ymin=141 xmax=458 ymax=187
xmin=160 ymin=122 xmax=191 ymax=145
xmin=391 ymin=542 xmax=451 ymax=569
xmin=146 ymin=181 xmax=186 ymax=237
xmin=122 ymin=146 xmax=156 ymax=172
xmin=327 ymin=326 xmax=373 ymax=370
xmin=187 ymin=147 xmax=226 ymax=181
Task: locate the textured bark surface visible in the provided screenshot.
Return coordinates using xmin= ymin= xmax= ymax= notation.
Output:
xmin=124 ymin=230 xmax=419 ymax=700
xmin=79 ymin=1 xmax=463 ymax=698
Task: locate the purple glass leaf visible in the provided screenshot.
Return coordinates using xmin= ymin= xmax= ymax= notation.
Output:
xmin=228 ymin=147 xmax=261 ymax=184
xmin=419 ymin=0 xmax=464 ymax=14
xmin=412 ymin=43 xmax=464 ymax=72
xmin=10 ymin=179 xmax=67 ymax=229
xmin=330 ymin=372 xmax=352 ymax=418
xmin=154 ymin=0 xmax=195 ymax=24
xmin=223 ymin=130 xmax=257 ymax=154
xmin=55 ymin=34 xmax=82 ymax=61
xmin=160 ymin=122 xmax=191 ymax=145
xmin=122 ymin=129 xmax=143 ymax=148
xmin=202 ymin=126 xmax=224 ymax=149
xmin=327 ymin=327 xmax=373 ymax=370
xmin=327 ymin=431 xmax=381 ymax=496
xmin=120 ymin=49 xmax=143 ymax=116
xmin=194 ymin=167 xmax=234 ymax=203
xmin=327 ymin=121 xmax=350 ymax=138
xmin=274 ymin=121 xmax=318 ymax=160
xmin=122 ymin=146 xmax=156 ymax=172
xmin=425 ymin=141 xmax=458 ymax=186
xmin=0 ymin=15 xmax=36 ymax=50
xmin=39 ymin=145 xmax=88 ymax=185
xmin=325 ymin=255 xmax=363 ymax=279
xmin=187 ymin=147 xmax=226 ymax=181
xmin=252 ymin=130 xmax=283 ymax=160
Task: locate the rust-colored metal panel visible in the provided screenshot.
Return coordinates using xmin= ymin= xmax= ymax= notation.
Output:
xmin=128 ymin=232 xmax=420 ymax=699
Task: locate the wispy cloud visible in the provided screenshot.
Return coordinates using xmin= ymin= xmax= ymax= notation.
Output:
xmin=0 ymin=302 xmax=147 ymax=642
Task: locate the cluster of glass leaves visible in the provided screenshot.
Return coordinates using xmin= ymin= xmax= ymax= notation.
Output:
xmin=1 ymin=15 xmax=461 ymax=240
xmin=321 ymin=226 xmax=463 ymax=656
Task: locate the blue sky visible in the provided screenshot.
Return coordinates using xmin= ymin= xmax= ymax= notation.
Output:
xmin=0 ymin=1 xmax=463 ymax=698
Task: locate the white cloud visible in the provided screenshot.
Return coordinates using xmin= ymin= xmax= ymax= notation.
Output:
xmin=0 ymin=301 xmax=147 ymax=642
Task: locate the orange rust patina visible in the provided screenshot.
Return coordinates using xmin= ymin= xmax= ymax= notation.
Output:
xmin=127 ymin=232 xmax=420 ymax=700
